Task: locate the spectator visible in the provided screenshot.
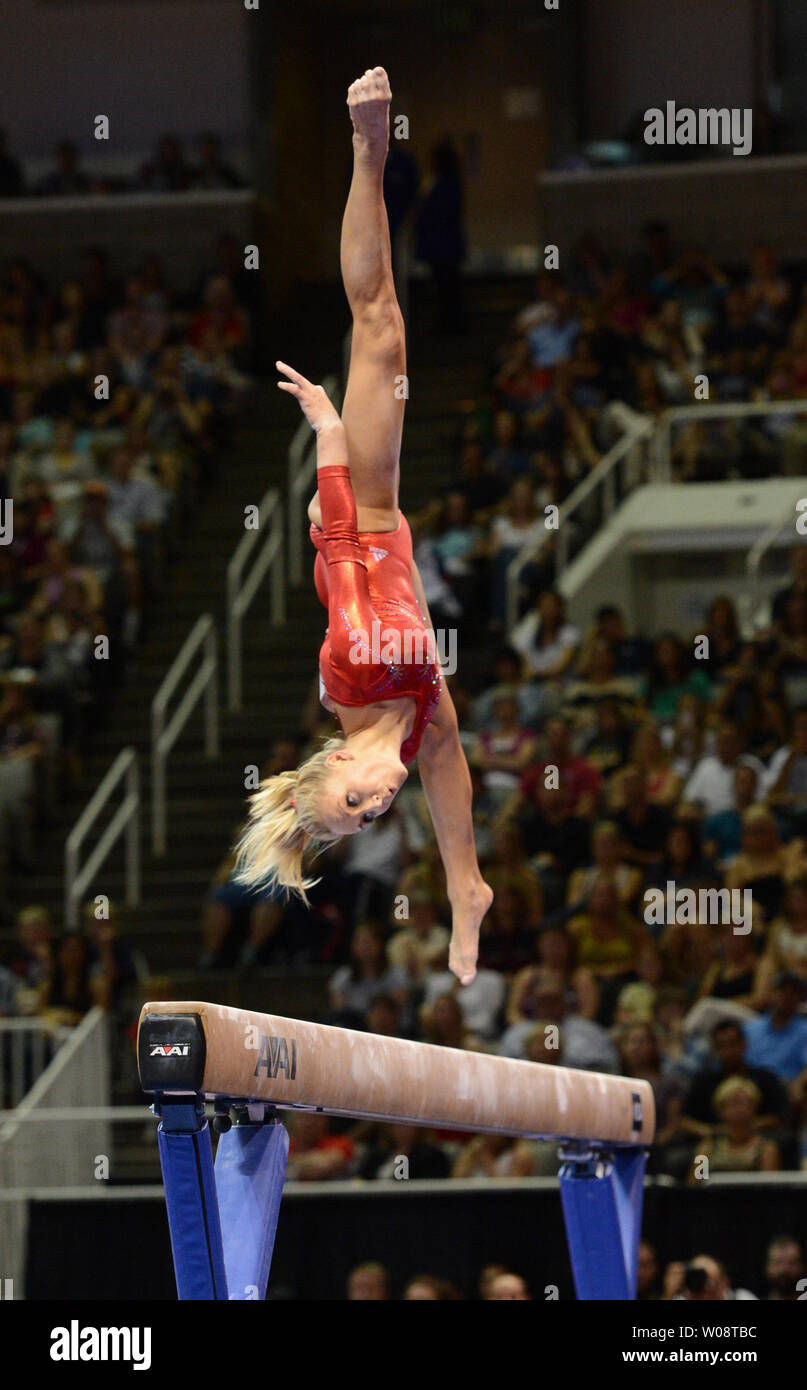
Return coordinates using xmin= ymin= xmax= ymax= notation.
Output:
xmin=403 ymin=1275 xmax=460 ymax=1300
xmin=687 ymin=1076 xmax=781 ymax=1178
xmin=285 ymin=1112 xmax=354 ymax=1181
xmin=36 ymin=142 xmax=90 ymax=197
xmin=328 ymin=922 xmax=409 ymax=1027
xmin=682 ymin=721 xmax=765 ymax=818
xmin=190 ymin=133 xmax=242 ymax=190
xmin=484 ymin=1271 xmax=531 ymax=1300
xmin=138 ymin=134 xmax=191 ymax=193
xmin=763 ymin=1235 xmax=805 ymax=1300
xmin=346 ymin=1262 xmax=389 ymax=1300
xmin=360 ymin=1122 xmax=450 ymax=1180
xmin=744 ymin=972 xmax=807 ymax=1082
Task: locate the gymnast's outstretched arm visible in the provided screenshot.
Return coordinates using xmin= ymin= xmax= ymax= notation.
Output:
xmin=411 ymin=563 xmax=493 ymax=984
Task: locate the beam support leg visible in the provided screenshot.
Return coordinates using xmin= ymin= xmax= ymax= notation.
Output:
xmin=214 ymin=1105 xmax=289 ymax=1301
xmin=558 ymin=1144 xmax=648 ymax=1300
xmin=156 ymin=1095 xmax=229 ymax=1301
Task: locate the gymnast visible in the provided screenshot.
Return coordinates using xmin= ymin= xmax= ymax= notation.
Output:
xmin=235 ymin=66 xmax=492 ymax=984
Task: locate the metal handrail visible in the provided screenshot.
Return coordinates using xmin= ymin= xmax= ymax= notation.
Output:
xmin=653 ymin=398 xmax=807 ymax=483
xmin=288 ymin=373 xmax=341 ymax=585
xmin=506 ymin=404 xmax=653 ymax=631
xmin=151 ymin=614 xmax=218 ymax=855
xmin=64 ymin=748 xmax=140 ymax=929
xmin=226 ymin=486 xmax=286 ymax=712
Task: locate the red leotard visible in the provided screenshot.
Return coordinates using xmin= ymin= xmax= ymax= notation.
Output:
xmin=310 ymin=464 xmax=442 ymax=763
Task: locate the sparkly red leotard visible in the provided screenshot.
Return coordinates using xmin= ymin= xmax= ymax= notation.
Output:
xmin=310 ymin=464 xmax=442 ymax=763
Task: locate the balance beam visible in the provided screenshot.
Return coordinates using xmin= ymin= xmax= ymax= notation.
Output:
xmin=137 ymin=1000 xmax=655 ymax=1145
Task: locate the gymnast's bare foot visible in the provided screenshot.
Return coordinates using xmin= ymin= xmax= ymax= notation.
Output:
xmin=448 ymin=881 xmax=494 ymax=987
xmin=347 ymin=66 xmax=391 ymax=150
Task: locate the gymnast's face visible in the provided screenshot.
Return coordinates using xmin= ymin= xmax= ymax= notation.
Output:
xmin=322 ymin=748 xmax=408 ymax=834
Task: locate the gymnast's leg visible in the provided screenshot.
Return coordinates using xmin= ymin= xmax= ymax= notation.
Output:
xmin=309 ymin=67 xmax=405 ymax=531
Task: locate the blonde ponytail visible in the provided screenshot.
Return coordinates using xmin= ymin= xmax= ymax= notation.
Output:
xmin=233 ymin=735 xmax=347 ymax=901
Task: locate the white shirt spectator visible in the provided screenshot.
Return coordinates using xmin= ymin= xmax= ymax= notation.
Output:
xmin=510 ymin=610 xmax=580 ymax=678
xmin=683 ymin=753 xmax=764 ymax=817
xmin=762 ymin=745 xmax=807 ymax=802
xmin=107 ymin=473 xmax=169 ymax=529
xmin=499 ymin=1015 xmax=619 ymax=1072
xmin=343 ymin=816 xmax=404 ymax=888
xmin=423 ymin=969 xmax=506 ymax=1039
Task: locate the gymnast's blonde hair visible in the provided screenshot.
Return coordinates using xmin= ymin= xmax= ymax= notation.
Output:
xmin=233 ymin=735 xmax=347 ymax=902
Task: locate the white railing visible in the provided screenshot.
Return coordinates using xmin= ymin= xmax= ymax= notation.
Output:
xmin=0 ymin=1007 xmax=109 ymax=1293
xmin=506 ymin=403 xmax=653 ymax=630
xmin=151 ymin=613 xmax=218 ymax=855
xmin=226 ymin=487 xmax=286 ymax=713
xmin=64 ymin=747 xmax=140 ymax=930
xmin=653 ymin=399 xmax=807 ymax=483
xmin=744 ymin=489 xmax=805 ymax=629
xmin=0 ymin=1018 xmax=72 ymax=1110
xmin=288 ymin=373 xmax=341 ymax=586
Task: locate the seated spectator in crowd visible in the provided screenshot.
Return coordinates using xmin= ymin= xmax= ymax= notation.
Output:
xmin=419 ymin=991 xmax=480 ymax=1052
xmin=487 ymin=478 xmax=546 ymax=625
xmin=138 ymin=134 xmax=191 ymax=193
xmin=756 ymin=877 xmax=807 ymax=1005
xmin=744 ymin=972 xmax=807 ymax=1082
xmin=360 ymin=1123 xmax=450 ymax=1180
xmin=617 ymin=1021 xmax=685 ymax=1158
xmin=509 ymin=714 xmax=601 ymax=821
xmin=327 ymin=922 xmax=409 ymax=1029
xmin=762 ymin=704 xmax=807 ymax=836
xmin=665 ymin=1252 xmax=757 ymax=1301
xmin=628 ymin=718 xmax=682 ymax=808
xmin=39 ymin=933 xmax=100 ymax=1026
xmin=499 ymin=966 xmax=619 ymax=1072
xmin=681 ymin=720 xmax=765 ymax=818
xmin=403 ymin=1275 xmax=461 ymax=1301
xmin=568 ymin=878 xmax=646 ymax=1019
xmin=613 ymin=764 xmax=671 ymax=867
xmin=763 ymin=1236 xmax=805 ymax=1300
xmin=2 ymin=904 xmax=54 ymax=991
xmin=190 ymin=133 xmax=243 ymax=190
xmin=81 ymin=900 xmax=141 ymax=1011
xmin=346 ymin=1262 xmax=389 ymax=1300
xmin=0 ymin=672 xmax=45 ymax=865
xmin=341 ymin=809 xmax=405 ymax=926
xmin=483 ymin=822 xmax=543 ymax=926
xmin=476 ymin=879 xmax=539 ymax=974
xmin=681 ymin=1019 xmax=788 ymax=1142
xmin=364 ymin=993 xmax=405 ymax=1039
xmin=579 ymin=697 xmax=633 ymax=781
xmin=562 ymin=636 xmax=641 ymax=740
xmin=636 ymin=1241 xmax=662 ymax=1301
xmin=452 ymin=1133 xmax=538 ymax=1178
xmin=703 ymin=763 xmax=760 ymax=867
xmin=686 ymin=1076 xmax=781 ymax=1179
xmin=468 ymin=687 xmax=537 ymax=804
xmin=36 ymin=141 xmax=91 ymax=197
xmin=482 ymin=1270 xmax=532 ymax=1301
xmin=285 ymin=1112 xmax=354 ymax=1181
xmin=724 ymin=804 xmax=805 ymax=924
xmin=694 ymin=925 xmax=762 ymax=1011
xmin=567 ymin=820 xmax=642 ymax=909
xmin=420 ymin=959 xmax=506 ymax=1041
xmin=387 ymin=892 xmax=450 ymax=982
xmin=641 ymin=633 xmax=712 ymax=723
xmin=510 ymin=589 xmax=580 ymax=685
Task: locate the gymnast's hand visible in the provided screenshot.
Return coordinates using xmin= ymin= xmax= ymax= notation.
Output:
xmin=276 ymin=360 xmax=343 ymax=435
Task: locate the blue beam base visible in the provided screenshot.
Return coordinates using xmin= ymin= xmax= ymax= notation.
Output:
xmin=214 ymin=1119 xmax=289 ymax=1301
xmin=156 ymin=1099 xmax=229 ymax=1301
xmin=558 ymin=1145 xmax=648 ymax=1300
